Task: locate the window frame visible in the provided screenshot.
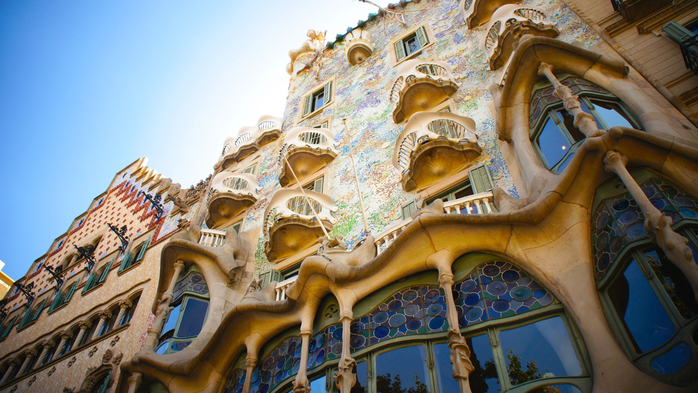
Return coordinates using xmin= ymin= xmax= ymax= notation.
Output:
xmin=299 ymin=78 xmax=335 ymax=121
xmin=390 ymin=25 xmax=434 ymax=65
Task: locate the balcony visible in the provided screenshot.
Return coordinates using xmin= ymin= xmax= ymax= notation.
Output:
xmin=205 ymin=172 xmax=258 ymax=229
xmin=344 ymin=28 xmax=374 ymax=65
xmin=263 ymin=189 xmax=337 ymax=262
xmin=460 ymin=0 xmax=517 ymax=29
xmin=198 ymin=229 xmax=227 ymax=247
xmin=279 ymin=127 xmax=338 ymax=187
xmin=611 ymin=0 xmax=672 ymax=23
xmin=483 ymin=5 xmax=559 ymax=70
xmin=389 ymin=59 xmax=459 ymax=123
xmin=216 ymin=115 xmax=282 ymax=171
xmin=274 ymin=275 xmax=297 ymax=301
xmin=392 ymin=112 xmax=482 ymax=192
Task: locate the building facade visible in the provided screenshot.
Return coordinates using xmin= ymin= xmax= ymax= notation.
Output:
xmin=3 ymin=0 xmax=698 ymax=392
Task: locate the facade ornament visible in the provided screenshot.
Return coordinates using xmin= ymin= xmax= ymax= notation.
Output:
xmin=112 ymin=352 xmax=123 ymax=365
xmin=48 ymin=365 xmax=57 ymax=376
xmin=110 ymin=335 xmax=120 ymax=347
xmin=604 ymin=151 xmax=698 ymax=302
xmin=333 ymin=299 xmax=358 ymax=393
xmin=102 ymin=349 xmax=113 ymax=364
xmin=287 ymin=30 xmax=327 ymax=79
xmin=27 ymin=375 xmax=36 ymax=387
xmin=9 ymin=385 xmax=17 ymax=393
xmin=67 ymin=357 xmax=76 ymax=368
xmin=63 ymin=388 xmax=74 ymax=393
xmin=165 ymin=183 xmax=190 ymax=212
xmin=88 ymin=346 xmax=98 ymax=358
xmin=292 ymin=330 xmax=312 ymax=393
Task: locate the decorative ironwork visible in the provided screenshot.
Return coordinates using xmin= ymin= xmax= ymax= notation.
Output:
xmin=43 ymin=264 xmax=64 ymax=289
xmin=680 ymin=35 xmax=698 ymax=75
xmin=108 ymin=223 xmax=130 ymax=253
xmin=14 ymin=282 xmax=35 ymax=306
xmin=74 ymin=244 xmax=96 ymax=272
xmin=138 ymin=191 xmax=165 ymax=220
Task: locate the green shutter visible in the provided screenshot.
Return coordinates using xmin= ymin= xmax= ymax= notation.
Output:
xmin=17 ymin=308 xmax=32 ymax=328
xmin=469 ymin=164 xmax=494 ymax=193
xmin=394 ymin=40 xmax=406 ymax=61
xmin=1 ymin=316 xmax=18 ymax=338
xmin=32 ymin=299 xmax=47 ymax=322
xmin=314 ymin=177 xmax=324 ymax=193
xmin=82 ymin=273 xmax=96 ymax=293
xmin=663 ymin=21 xmax=695 ymax=44
xmin=323 ymin=82 xmax=332 ymax=104
xmin=415 ymin=26 xmax=429 ymax=48
xmin=119 ymin=252 xmax=133 ymax=272
xmin=64 ymin=282 xmax=78 ymax=303
xmin=271 ymin=270 xmax=284 ymax=283
xmin=302 ymin=94 xmax=312 ymax=117
xmin=136 ymin=236 xmax=151 ymax=262
xmin=98 ymin=258 xmax=114 ymax=283
xmin=49 ymin=291 xmax=64 ymax=312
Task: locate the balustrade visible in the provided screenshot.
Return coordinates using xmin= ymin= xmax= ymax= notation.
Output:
xmin=279 ymin=127 xmax=338 ymax=187
xmin=389 ymin=59 xmax=459 ymax=123
xmin=199 ymin=229 xmax=227 ymax=247
xmin=216 ymin=115 xmax=282 ymax=170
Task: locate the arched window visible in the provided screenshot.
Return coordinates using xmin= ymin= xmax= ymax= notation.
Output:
xmin=98 ymin=308 xmax=119 ymax=337
xmin=120 ymin=295 xmax=140 ymax=326
xmin=530 ymin=75 xmax=640 ymax=174
xmin=58 ymin=326 xmax=80 ymax=357
xmin=156 ymin=268 xmax=209 ymax=355
xmin=593 ymin=175 xmax=698 ymax=384
xmin=226 ymin=260 xmax=590 ymax=393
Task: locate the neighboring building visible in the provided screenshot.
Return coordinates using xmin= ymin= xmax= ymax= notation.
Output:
xmin=3 ymin=0 xmax=698 ymax=393
xmin=0 ymin=261 xmax=14 ymax=300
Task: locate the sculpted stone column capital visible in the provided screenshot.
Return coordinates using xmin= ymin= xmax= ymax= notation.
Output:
xmin=25 ymin=349 xmax=38 ymax=358
xmin=117 ymin=299 xmax=133 ymax=309
xmin=97 ymin=310 xmax=112 ymax=320
xmin=78 ymin=321 xmax=92 ymax=330
xmin=603 ymin=151 xmax=627 ymax=174
xmin=537 ymin=61 xmax=554 ymax=77
xmin=9 ymin=358 xmax=21 ymax=367
xmin=42 ymin=340 xmax=56 ymax=349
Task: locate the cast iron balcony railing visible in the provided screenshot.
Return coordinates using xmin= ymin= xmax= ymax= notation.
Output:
xmin=483 ymin=5 xmax=559 ymax=70
xmin=611 ymin=0 xmax=673 ymax=24
xmin=279 ymin=127 xmax=338 ymax=187
xmin=216 ymin=115 xmax=282 ymax=171
xmin=205 ymin=172 xmax=259 ymax=229
xmin=263 ymin=189 xmax=337 ymax=262
xmin=389 ymin=59 xmax=459 ymax=123
xmin=680 ymin=35 xmax=698 ymax=75
xmin=392 ymin=111 xmax=482 ymax=192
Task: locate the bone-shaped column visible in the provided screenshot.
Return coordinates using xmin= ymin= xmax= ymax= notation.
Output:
xmin=334 ymin=290 xmax=358 ymax=393
xmin=292 ymin=317 xmax=313 ymax=393
xmin=604 ymin=151 xmax=698 ymax=302
xmin=144 ymin=260 xmax=185 ymax=351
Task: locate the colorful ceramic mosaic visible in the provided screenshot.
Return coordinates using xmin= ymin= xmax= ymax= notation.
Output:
xmin=454 ymin=261 xmax=555 ymax=326
xmin=592 ymin=178 xmax=698 ymax=281
xmin=224 ymin=368 xmax=247 ymax=393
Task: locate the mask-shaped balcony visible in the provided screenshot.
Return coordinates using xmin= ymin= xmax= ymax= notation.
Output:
xmin=460 ymin=0 xmax=517 ymax=29
xmin=205 ymin=172 xmax=259 ymax=229
xmin=263 ymin=189 xmax=337 ymax=263
xmin=392 ymin=112 xmax=482 ymax=192
xmin=279 ymin=127 xmax=338 ymax=187
xmin=390 ymin=59 xmax=460 ymax=123
xmin=483 ymin=5 xmax=559 ymax=70
xmin=344 ymin=28 xmax=374 ymax=66
xmin=217 ymin=115 xmax=282 ymax=171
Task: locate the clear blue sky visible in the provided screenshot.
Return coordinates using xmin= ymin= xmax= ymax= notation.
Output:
xmin=0 ymin=0 xmax=391 ymax=281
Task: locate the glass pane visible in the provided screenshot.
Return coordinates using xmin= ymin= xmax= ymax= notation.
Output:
xmin=536 ymin=117 xmax=570 ymax=168
xmin=608 ymin=260 xmax=675 ymax=352
xmin=466 ymin=334 xmax=500 ymax=393
xmin=156 ymin=338 xmax=171 ymax=354
xmin=538 ymin=384 xmax=582 ymax=393
xmin=556 ymin=110 xmax=585 ymax=142
xmin=498 ymin=317 xmax=582 ymax=386
xmin=310 ymin=375 xmax=326 ymax=392
xmin=353 ymin=361 xmax=368 ymax=393
xmin=176 ymin=298 xmax=209 ymax=338
xmin=162 ymin=304 xmax=181 ymax=336
xmin=434 ymin=343 xmax=460 ymax=393
xmin=376 ymin=345 xmax=429 ymax=393
xmin=591 ymin=100 xmax=634 ymax=129
xmin=643 ymin=249 xmax=697 ymax=319
xmin=314 ymin=92 xmax=324 ymax=110
xmin=651 ymin=342 xmax=692 ymax=374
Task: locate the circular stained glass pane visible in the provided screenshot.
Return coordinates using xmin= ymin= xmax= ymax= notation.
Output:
xmin=350 ymin=335 xmax=365 ymax=349
xmin=375 ymin=326 xmax=390 ymax=338
xmin=389 ymin=314 xmax=406 ymax=327
xmin=596 ymin=232 xmax=610 ymax=251
xmin=284 ymin=357 xmax=294 ymax=370
xmin=460 ymin=279 xmax=477 ymax=293
xmin=406 ymin=318 xmax=422 ymax=331
xmin=425 ymin=289 xmax=440 ymax=302
xmin=679 ymin=207 xmax=698 ymax=219
xmin=332 ymin=327 xmax=343 ymax=340
xmin=597 ymin=253 xmax=610 ymax=272
xmin=511 ymin=286 xmax=533 ymax=301
xmin=642 ymin=187 xmax=656 ymax=198
xmin=263 ymin=358 xmax=274 ymax=370
xmin=279 ymin=341 xmax=289 ymax=354
xmin=464 ymin=293 xmax=480 ymax=306
xmin=487 ymin=281 xmax=508 ymax=296
xmin=388 ymin=300 xmax=402 ymax=311
xmin=483 ymin=265 xmax=500 ymax=277
xmin=651 ymin=199 xmax=666 ymax=210
xmin=610 ymin=237 xmax=623 ymax=253
xmin=374 ymin=312 xmax=389 ymax=324
xmin=612 ymin=199 xmax=629 ymax=211
xmin=191 ymin=274 xmax=203 ymax=283
xmin=350 ymin=322 xmax=364 ymax=334
xmin=405 ymin=304 xmax=420 ymax=316
xmin=502 ymin=270 xmax=520 ymax=282
xmin=429 ymin=316 xmax=445 ymax=330
xmin=331 ymin=343 xmax=342 ymax=355
xmin=403 ymin=290 xmax=419 ymax=302
xmin=427 ymin=303 xmax=443 ymax=316
xmin=259 ymin=383 xmax=270 ymax=393
xmin=626 ymin=222 xmax=647 ymax=239
xmin=316 ymin=333 xmax=326 ymax=348
xmin=596 ymin=211 xmax=609 ymax=229
xmin=675 ymin=196 xmax=696 ymax=207
xmin=308 ymin=340 xmax=316 ymax=353
xmin=316 ymin=349 xmax=326 ymax=364
xmin=661 ymin=185 xmax=677 ymax=194
xmin=465 ymin=307 xmax=483 ymax=322
xmin=492 ymin=300 xmax=510 ymax=312
xmin=618 ymin=210 xmax=638 ymax=225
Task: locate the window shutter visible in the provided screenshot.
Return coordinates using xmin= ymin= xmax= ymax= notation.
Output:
xmin=32 ymin=299 xmax=47 ymax=322
xmin=1 ymin=316 xmax=18 ymax=338
xmin=323 ymin=82 xmax=332 ymax=104
xmin=469 ymin=164 xmax=494 ymax=193
xmin=314 ymin=177 xmax=324 ymax=193
xmin=416 ymin=26 xmax=429 ymax=48
xmin=302 ymin=94 xmax=312 ymax=117
xmin=18 ymin=308 xmax=32 ymax=328
xmin=394 ymin=40 xmax=406 ymax=61
xmin=119 ymin=252 xmax=133 ymax=272
xmin=402 ymin=201 xmax=417 ymax=219
xmin=259 ymin=271 xmax=271 ymax=287
xmin=65 ymin=282 xmax=78 ymax=303
xmin=49 ymin=290 xmax=64 ymax=312
xmin=98 ymin=258 xmax=114 ymax=283
xmin=136 ymin=236 xmax=151 ymax=262
xmin=663 ymin=21 xmax=695 ymax=44
xmin=82 ymin=274 xmax=96 ymax=293
xmin=271 ymin=270 xmax=284 ymax=283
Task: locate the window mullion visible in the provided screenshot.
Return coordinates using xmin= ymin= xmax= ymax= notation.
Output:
xmin=638 ymin=249 xmax=686 ymax=328
xmin=488 ymin=327 xmax=512 ymax=392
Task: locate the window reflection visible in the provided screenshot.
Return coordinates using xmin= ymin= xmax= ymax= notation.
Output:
xmin=310 ymin=375 xmax=326 ymax=392
xmin=375 ymin=345 xmax=429 ymax=393
xmin=466 ymin=335 xmax=500 ymax=393
xmin=353 ymin=361 xmax=368 ymax=393
xmin=642 ymin=250 xmax=697 ymax=319
xmin=536 ymin=117 xmax=570 ymax=168
xmin=176 ymin=298 xmax=208 ymax=338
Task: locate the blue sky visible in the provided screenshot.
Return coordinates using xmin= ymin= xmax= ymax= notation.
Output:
xmin=0 ymin=0 xmax=391 ymax=281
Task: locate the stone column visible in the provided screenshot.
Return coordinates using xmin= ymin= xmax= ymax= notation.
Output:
xmin=333 ymin=289 xmax=358 ymax=393
xmin=55 ymin=332 xmax=72 ymax=356
xmin=292 ymin=327 xmax=312 ymax=393
xmin=144 ymin=260 xmax=185 ymax=351
xmin=34 ymin=341 xmax=54 ymax=369
xmin=538 ymin=62 xmax=603 ymax=138
xmin=115 ymin=299 xmax=133 ymax=325
xmin=0 ymin=359 xmax=21 ymax=384
xmin=242 ymin=356 xmax=257 ymax=393
xmin=125 ymin=372 xmax=143 ymax=393
xmin=17 ymin=349 xmax=37 ymax=375
xmin=74 ymin=322 xmax=91 ymax=346
xmin=605 ymin=151 xmax=698 ymax=302
xmin=91 ymin=311 xmax=112 ymax=340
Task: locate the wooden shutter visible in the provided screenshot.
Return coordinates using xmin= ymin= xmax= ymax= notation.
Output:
xmin=469 ymin=164 xmax=494 ymax=193
xmin=323 ymin=81 xmax=332 ymax=104
xmin=271 ymin=270 xmax=284 ymax=283
xmin=259 ymin=271 xmax=271 ymax=287
xmin=394 ymin=40 xmax=406 ymax=61
xmin=314 ymin=176 xmax=324 ymax=193
xmin=118 ymin=252 xmax=133 ymax=272
xmin=64 ymin=282 xmax=78 ymax=303
xmin=302 ymin=94 xmax=312 ymax=117
xmin=18 ymin=308 xmax=32 ymax=328
xmin=663 ymin=21 xmax=695 ymax=44
xmin=32 ymin=299 xmax=47 ymax=322
xmin=98 ymin=258 xmax=114 ymax=283
xmin=49 ymin=290 xmax=64 ymax=312
xmin=82 ymin=273 xmax=96 ymax=293
xmin=416 ymin=26 xmax=429 ymax=48
xmin=136 ymin=236 xmax=151 ymax=262
xmin=1 ymin=316 xmax=18 ymax=338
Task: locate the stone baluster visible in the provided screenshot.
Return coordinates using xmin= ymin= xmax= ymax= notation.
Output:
xmin=115 ymin=299 xmax=133 ymax=325
xmin=604 ymin=151 xmax=698 ymax=302
xmin=34 ymin=341 xmax=54 ymax=369
xmin=17 ymin=349 xmax=37 ymax=375
xmin=427 ymin=251 xmax=474 ymax=393
xmin=538 ymin=62 xmax=603 ymax=138
xmin=334 ymin=290 xmax=358 ymax=393
xmin=1 ymin=359 xmax=21 ymax=384
xmin=91 ymin=310 xmax=112 ymax=340
xmin=144 ymin=260 xmax=186 ymax=351
xmin=74 ymin=322 xmax=91 ymax=346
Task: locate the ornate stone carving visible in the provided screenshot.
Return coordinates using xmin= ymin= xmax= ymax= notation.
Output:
xmin=67 ymin=357 xmax=76 ymax=367
xmin=9 ymin=385 xmax=17 ymax=393
xmin=112 ymin=353 xmax=123 ymax=365
xmin=88 ymin=346 xmax=98 ymax=358
xmin=102 ymin=349 xmax=113 ymax=363
xmin=110 ymin=335 xmax=120 ymax=347
xmin=287 ymin=29 xmax=327 ymax=78
xmin=27 ymin=376 xmax=36 ymax=386
xmin=62 ymin=388 xmax=74 ymax=393
xmin=48 ymin=366 xmax=57 ymax=376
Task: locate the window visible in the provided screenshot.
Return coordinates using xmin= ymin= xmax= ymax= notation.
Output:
xmin=393 ymin=26 xmax=429 ymax=62
xmin=226 ymin=221 xmax=243 ymax=234
xmin=301 ymin=81 xmax=333 ymax=118
xmin=99 ymin=311 xmax=119 ymax=337
xmin=314 ymin=121 xmax=329 ymax=129
xmin=424 ymin=165 xmax=494 ymax=211
xmin=40 ymin=343 xmax=57 ymax=366
xmin=158 ymin=269 xmax=209 ymax=354
xmin=303 ymin=176 xmax=324 ymax=193
xmin=48 ymin=281 xmax=78 ymax=312
xmin=17 ymin=299 xmax=47 ymax=329
xmin=530 ymin=76 xmax=639 ymax=173
xmin=58 ymin=329 xmax=78 ymax=357
xmin=0 ymin=315 xmax=18 ymax=339
xmin=241 ymin=162 xmax=258 ymax=175
xmin=80 ymin=320 xmax=98 ymax=346
xmin=118 ymin=236 xmax=150 ymax=272
xmin=120 ymin=296 xmax=140 ymax=326
xmin=401 ymin=200 xmax=418 ymax=219
xmin=663 ymin=21 xmax=698 ymax=74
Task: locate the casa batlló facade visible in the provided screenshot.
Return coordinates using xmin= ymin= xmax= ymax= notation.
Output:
xmin=3 ymin=0 xmax=698 ymax=392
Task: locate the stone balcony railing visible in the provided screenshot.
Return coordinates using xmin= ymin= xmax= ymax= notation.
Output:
xmin=274 ymin=275 xmax=298 ymax=301
xmin=389 ymin=59 xmax=460 ymax=123
xmin=392 ymin=111 xmax=482 ymax=192
xmin=460 ymin=0 xmax=517 ymax=29
xmin=483 ymin=5 xmax=559 ymax=70
xmin=263 ymin=189 xmax=337 ymax=262
xmin=374 ymin=191 xmax=495 ymax=254
xmin=199 ymin=229 xmax=227 ymax=247
xmin=344 ymin=28 xmax=374 ymax=65
xmin=205 ymin=172 xmax=259 ymax=229
xmin=279 ymin=127 xmax=338 ymax=187
xmin=216 ymin=115 xmax=282 ymax=171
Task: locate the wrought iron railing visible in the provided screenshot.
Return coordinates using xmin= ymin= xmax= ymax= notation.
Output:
xmin=680 ymin=35 xmax=698 ymax=75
